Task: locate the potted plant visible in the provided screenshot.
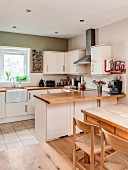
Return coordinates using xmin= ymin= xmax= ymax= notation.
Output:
xmin=15 ymin=75 xmax=28 ymax=82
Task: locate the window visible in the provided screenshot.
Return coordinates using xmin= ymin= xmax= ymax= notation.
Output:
xmin=0 ymin=46 xmax=30 ymax=82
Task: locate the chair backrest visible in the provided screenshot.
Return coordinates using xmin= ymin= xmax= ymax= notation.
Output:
xmin=73 ymin=117 xmax=99 ymax=133
xmin=102 ymin=128 xmax=128 ymax=154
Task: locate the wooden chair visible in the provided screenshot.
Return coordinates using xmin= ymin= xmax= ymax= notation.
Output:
xmin=73 ymin=117 xmax=111 ymax=170
xmin=101 ymin=128 xmax=128 ymax=170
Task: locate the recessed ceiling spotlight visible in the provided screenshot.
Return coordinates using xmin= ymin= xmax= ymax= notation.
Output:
xmin=55 ymin=32 xmax=58 ymax=34
xmin=79 ymin=19 xmax=84 ymax=22
xmin=13 ymin=26 xmax=17 ymax=28
xmin=26 ymin=9 xmax=31 ymax=12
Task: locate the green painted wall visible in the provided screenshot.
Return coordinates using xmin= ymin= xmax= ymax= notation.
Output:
xmin=0 ymin=32 xmax=68 ymax=52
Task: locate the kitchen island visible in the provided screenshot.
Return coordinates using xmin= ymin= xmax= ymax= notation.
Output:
xmin=34 ymin=90 xmax=125 ymax=142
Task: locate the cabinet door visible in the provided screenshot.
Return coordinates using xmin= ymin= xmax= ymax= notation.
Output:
xmin=91 ymin=46 xmax=102 ymax=75
xmin=45 ymin=52 xmax=57 ymax=74
xmin=74 ymin=100 xmax=97 ymax=133
xmin=6 ymin=102 xmax=28 ymax=117
xmin=0 ymin=92 xmax=5 ymax=118
xmin=47 ymin=103 xmax=71 ymax=140
xmin=65 ymin=52 xmax=71 ymax=74
xmin=70 ymin=51 xmax=78 ymax=74
xmin=28 ymin=90 xmax=47 ymax=115
xmin=57 ymin=52 xmax=65 ymax=73
xmin=91 ymin=46 xmax=111 ymax=75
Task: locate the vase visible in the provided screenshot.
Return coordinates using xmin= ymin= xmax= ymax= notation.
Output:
xmin=6 ymin=75 xmax=10 ymax=81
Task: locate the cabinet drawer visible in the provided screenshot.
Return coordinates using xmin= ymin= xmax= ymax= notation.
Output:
xmin=87 ymin=115 xmax=114 ymax=133
xmin=116 ymin=128 xmax=128 ymax=140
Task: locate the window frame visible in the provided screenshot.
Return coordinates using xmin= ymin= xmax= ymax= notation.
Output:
xmin=0 ymin=46 xmax=30 ymax=83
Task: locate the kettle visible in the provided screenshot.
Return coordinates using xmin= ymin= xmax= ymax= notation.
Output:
xmin=39 ymin=79 xmax=45 ymax=87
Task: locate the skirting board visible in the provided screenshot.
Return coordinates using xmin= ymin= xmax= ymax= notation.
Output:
xmin=0 ymin=114 xmax=35 ymax=124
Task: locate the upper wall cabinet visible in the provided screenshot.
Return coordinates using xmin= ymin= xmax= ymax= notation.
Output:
xmin=91 ymin=45 xmax=111 ymax=75
xmin=65 ymin=50 xmax=87 ymax=75
xmin=43 ymin=50 xmax=87 ymax=75
xmin=43 ymin=51 xmax=65 ymax=74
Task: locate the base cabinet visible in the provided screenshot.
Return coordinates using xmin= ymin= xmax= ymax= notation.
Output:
xmin=28 ymin=90 xmax=47 ymax=115
xmin=47 ymin=103 xmax=71 ymax=140
xmin=74 ymin=101 xmax=97 ymax=133
xmin=0 ymin=92 xmax=5 ymax=118
xmin=6 ymin=102 xmax=28 ymax=117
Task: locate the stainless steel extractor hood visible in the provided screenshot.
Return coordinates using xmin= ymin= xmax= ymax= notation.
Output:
xmin=74 ymin=55 xmax=91 ymax=64
xmin=74 ymin=29 xmax=95 ymax=64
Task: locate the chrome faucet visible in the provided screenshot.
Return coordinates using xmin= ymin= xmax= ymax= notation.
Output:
xmin=10 ymin=77 xmax=16 ymax=87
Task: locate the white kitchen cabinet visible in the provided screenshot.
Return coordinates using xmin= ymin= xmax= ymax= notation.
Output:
xmin=91 ymin=45 xmax=111 ymax=75
xmin=6 ymin=102 xmax=28 ymax=117
xmin=100 ymin=98 xmax=117 ymax=107
xmin=43 ymin=51 xmax=57 ymax=74
xmin=47 ymin=89 xmax=63 ymax=94
xmin=57 ymin=52 xmax=65 ymax=73
xmin=43 ymin=51 xmax=65 ymax=74
xmin=0 ymin=92 xmax=5 ymax=118
xmin=74 ymin=100 xmax=97 ymax=133
xmin=47 ymin=103 xmax=71 ymax=140
xmin=65 ymin=50 xmax=87 ymax=74
xmin=28 ymin=90 xmax=47 ymax=115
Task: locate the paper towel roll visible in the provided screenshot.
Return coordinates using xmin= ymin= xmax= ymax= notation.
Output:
xmin=72 ymin=79 xmax=74 ymax=86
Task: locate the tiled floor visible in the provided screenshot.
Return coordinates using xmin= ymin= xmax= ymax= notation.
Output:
xmin=0 ymin=119 xmax=38 ymax=151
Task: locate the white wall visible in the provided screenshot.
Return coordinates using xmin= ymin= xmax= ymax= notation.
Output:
xmin=68 ymin=34 xmax=86 ymax=51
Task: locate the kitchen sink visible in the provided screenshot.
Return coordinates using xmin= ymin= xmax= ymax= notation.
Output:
xmin=6 ymin=89 xmax=27 ymax=103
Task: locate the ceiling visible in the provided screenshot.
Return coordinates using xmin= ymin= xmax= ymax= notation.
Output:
xmin=0 ymin=0 xmax=128 ymax=39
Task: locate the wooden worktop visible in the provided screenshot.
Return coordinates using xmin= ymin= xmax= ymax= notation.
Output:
xmin=0 ymin=86 xmax=63 ymax=92
xmin=24 ymin=86 xmax=63 ymax=90
xmin=0 ymin=88 xmax=6 ymax=92
xmin=34 ymin=90 xmax=126 ymax=104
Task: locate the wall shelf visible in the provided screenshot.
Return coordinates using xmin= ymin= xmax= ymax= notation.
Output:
xmin=31 ymin=50 xmax=43 ymax=73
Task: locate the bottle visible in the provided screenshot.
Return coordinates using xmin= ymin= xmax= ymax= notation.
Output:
xmin=80 ymin=80 xmax=86 ymax=90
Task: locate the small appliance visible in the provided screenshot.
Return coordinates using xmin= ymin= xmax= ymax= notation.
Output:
xmin=108 ymin=80 xmax=122 ymax=94
xmin=46 ymin=80 xmax=55 ymax=87
xmin=39 ymin=79 xmax=45 ymax=87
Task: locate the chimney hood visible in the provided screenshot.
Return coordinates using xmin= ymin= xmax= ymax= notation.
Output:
xmin=74 ymin=29 xmax=95 ymax=64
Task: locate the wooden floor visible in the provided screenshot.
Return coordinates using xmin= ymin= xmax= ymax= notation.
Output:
xmin=48 ymin=135 xmax=101 ymax=170
xmin=0 ymin=135 xmax=103 ymax=170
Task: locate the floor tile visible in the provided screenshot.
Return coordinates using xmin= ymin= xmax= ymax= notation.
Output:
xmin=2 ymin=132 xmax=17 ymax=138
xmin=16 ymin=129 xmax=31 ymax=135
xmin=0 ymin=137 xmax=5 ymax=145
xmin=29 ymin=128 xmax=35 ymax=136
xmin=22 ymin=119 xmax=35 ymax=128
xmin=0 ymin=144 xmax=7 ymax=151
xmin=3 ymin=135 xmax=20 ymax=144
xmin=22 ymin=138 xmax=39 ymax=146
xmin=17 ymin=133 xmax=35 ymax=141
xmin=6 ymin=141 xmax=23 ymax=149
xmin=11 ymin=121 xmax=27 ymax=131
xmin=0 ymin=123 xmax=14 ymax=133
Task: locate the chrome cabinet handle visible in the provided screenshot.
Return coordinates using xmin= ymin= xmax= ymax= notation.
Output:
xmin=25 ymin=105 xmax=27 ymax=112
xmin=63 ymin=66 xmax=65 ymax=72
xmin=47 ymin=65 xmax=48 ymax=72
xmin=29 ymin=93 xmax=31 ymax=100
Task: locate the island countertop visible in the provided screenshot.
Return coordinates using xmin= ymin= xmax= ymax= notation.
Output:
xmin=34 ymin=90 xmax=126 ymax=104
xmin=0 ymin=88 xmax=6 ymax=92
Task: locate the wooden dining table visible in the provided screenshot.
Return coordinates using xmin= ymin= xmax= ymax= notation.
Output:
xmin=81 ymin=104 xmax=128 ymax=140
